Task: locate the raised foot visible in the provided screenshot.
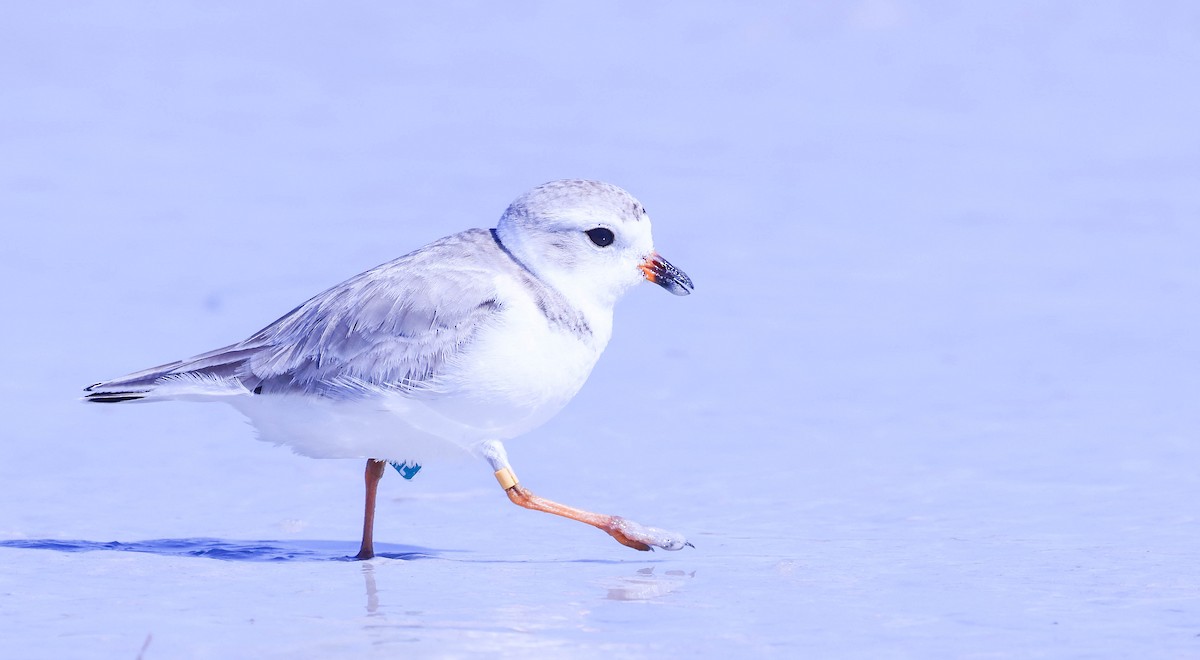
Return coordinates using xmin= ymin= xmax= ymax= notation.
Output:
xmin=606 ymin=516 xmax=693 ymax=552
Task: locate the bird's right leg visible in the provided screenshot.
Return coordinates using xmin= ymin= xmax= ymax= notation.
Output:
xmin=355 ymin=459 xmax=387 ymax=560
xmin=479 ymin=440 xmax=691 ymax=551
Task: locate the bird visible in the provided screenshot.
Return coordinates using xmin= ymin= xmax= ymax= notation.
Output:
xmin=84 ymin=179 xmax=694 ymax=559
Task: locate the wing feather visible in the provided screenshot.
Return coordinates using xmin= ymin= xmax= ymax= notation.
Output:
xmin=86 ymin=229 xmax=511 ymax=401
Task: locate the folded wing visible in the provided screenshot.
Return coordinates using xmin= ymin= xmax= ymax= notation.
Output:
xmin=85 ymin=230 xmax=506 ymax=403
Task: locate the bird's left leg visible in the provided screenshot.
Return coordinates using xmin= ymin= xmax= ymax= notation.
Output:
xmin=355 ymin=459 xmax=387 ymax=560
xmin=479 ymin=440 xmax=691 ymax=551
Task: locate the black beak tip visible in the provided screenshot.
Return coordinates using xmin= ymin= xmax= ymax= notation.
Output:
xmin=664 ymin=276 xmax=694 ymax=296
xmin=644 ymin=254 xmax=694 ymax=296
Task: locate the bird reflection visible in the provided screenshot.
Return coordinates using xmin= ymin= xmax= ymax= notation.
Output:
xmin=605 ymin=566 xmax=696 ymax=601
xmin=362 ymin=563 xmax=380 ymax=615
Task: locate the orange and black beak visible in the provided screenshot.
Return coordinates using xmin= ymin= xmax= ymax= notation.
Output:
xmin=640 ymin=252 xmax=694 ymax=296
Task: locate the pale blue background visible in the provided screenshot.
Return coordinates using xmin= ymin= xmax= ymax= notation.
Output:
xmin=2 ymin=2 xmax=1198 ymax=658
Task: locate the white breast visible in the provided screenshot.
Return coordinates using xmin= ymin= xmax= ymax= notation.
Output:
xmin=438 ymin=274 xmax=613 ymax=437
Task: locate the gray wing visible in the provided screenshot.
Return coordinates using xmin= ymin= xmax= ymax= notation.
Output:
xmin=85 ymin=229 xmax=508 ymax=401
xmin=245 ymin=231 xmax=505 ymax=396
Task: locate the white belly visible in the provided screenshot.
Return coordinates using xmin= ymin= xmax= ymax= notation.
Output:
xmin=229 ymin=290 xmax=611 ymax=465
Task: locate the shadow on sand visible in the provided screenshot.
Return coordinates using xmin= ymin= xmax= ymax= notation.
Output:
xmin=0 ymin=538 xmax=436 ymax=562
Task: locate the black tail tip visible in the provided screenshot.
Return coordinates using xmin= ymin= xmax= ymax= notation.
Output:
xmin=83 ymin=391 xmax=146 ymax=403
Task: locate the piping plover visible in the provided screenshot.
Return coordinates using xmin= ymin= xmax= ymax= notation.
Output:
xmin=86 ymin=179 xmax=693 ymax=558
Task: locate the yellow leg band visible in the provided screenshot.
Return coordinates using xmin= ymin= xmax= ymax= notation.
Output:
xmin=494 ymin=467 xmax=519 ymax=490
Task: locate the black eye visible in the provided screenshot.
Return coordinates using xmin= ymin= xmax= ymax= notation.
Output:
xmin=586 ymin=227 xmax=615 ymax=247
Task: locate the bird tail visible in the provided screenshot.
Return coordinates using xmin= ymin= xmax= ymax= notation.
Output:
xmin=84 ymin=344 xmax=261 ymax=403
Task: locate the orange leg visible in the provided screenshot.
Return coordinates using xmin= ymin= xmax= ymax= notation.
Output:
xmin=504 ymin=483 xmax=653 ymax=551
xmin=494 ymin=466 xmax=691 ymax=551
xmin=355 ymin=459 xmax=387 ymax=560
